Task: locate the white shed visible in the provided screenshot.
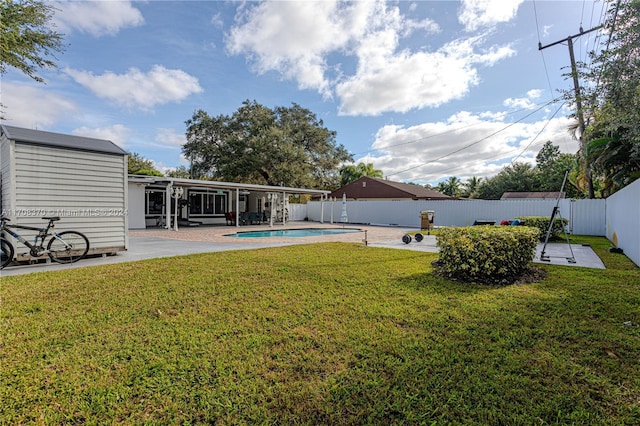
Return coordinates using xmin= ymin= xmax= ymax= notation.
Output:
xmin=1 ymin=125 xmax=128 ymax=260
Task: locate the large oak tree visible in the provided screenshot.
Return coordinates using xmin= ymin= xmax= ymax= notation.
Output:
xmin=183 ymin=100 xmax=352 ymax=189
xmin=0 ymin=0 xmax=65 ymax=83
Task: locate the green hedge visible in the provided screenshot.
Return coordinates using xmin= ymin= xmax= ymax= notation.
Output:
xmin=515 ymin=215 xmax=568 ymax=240
xmin=435 ymin=226 xmax=539 ymax=285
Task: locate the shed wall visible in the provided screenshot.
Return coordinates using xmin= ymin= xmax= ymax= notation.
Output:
xmin=10 ymin=143 xmax=127 ymax=258
xmin=0 ymin=136 xmax=13 ymax=214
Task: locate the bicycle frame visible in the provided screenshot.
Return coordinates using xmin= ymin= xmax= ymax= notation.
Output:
xmin=1 ymin=220 xmax=56 ymax=256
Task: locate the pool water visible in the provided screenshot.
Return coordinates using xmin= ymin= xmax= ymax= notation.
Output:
xmin=226 ymin=228 xmax=361 ymax=238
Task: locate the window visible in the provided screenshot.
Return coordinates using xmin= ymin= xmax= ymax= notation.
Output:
xmin=146 ymin=190 xmax=165 ymax=215
xmin=188 ymin=191 xmax=226 ymax=216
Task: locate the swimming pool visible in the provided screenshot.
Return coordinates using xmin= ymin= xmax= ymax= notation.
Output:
xmin=226 ymin=228 xmax=361 ymax=238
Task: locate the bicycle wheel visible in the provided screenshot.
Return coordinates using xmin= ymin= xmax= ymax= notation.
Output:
xmin=47 ymin=231 xmax=89 ymax=264
xmin=1 ymin=237 xmax=14 ymax=269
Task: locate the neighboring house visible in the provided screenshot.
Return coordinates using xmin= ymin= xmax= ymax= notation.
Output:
xmin=501 ymin=192 xmax=565 ymax=200
xmin=327 ymin=176 xmax=452 ymax=201
xmin=1 ymin=125 xmax=128 ymax=260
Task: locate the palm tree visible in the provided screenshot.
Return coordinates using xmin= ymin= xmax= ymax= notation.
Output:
xmin=435 ymin=176 xmax=462 ymax=197
xmin=339 ymin=162 xmax=383 ymax=186
xmin=463 ymin=176 xmax=482 ymax=198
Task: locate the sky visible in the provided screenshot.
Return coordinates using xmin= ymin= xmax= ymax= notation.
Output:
xmin=1 ymin=0 xmax=608 ymax=186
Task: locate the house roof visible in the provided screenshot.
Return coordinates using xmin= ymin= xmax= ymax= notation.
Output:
xmin=132 ymin=175 xmax=331 ymax=196
xmin=328 ymin=176 xmax=452 ymax=200
xmin=0 ymin=124 xmax=127 ymax=156
xmin=501 ymin=191 xmax=565 ymax=200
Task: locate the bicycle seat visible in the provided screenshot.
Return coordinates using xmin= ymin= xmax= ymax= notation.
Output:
xmin=0 ymin=216 xmax=9 ymax=222
xmin=42 ymin=216 xmax=61 ymax=221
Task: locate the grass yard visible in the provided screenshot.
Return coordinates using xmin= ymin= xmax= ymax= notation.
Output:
xmin=1 ymin=236 xmax=639 ymax=424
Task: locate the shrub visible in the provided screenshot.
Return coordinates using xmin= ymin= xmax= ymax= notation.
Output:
xmin=515 ymin=215 xmax=568 ymax=240
xmin=434 ymin=226 xmax=539 ymax=285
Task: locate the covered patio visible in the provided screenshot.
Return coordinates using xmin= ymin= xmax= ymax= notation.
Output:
xmin=128 ymin=175 xmax=331 ymax=230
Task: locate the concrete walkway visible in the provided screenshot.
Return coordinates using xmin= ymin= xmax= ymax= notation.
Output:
xmin=1 ymin=223 xmax=605 ymax=277
xmin=370 ymin=235 xmax=605 ymax=269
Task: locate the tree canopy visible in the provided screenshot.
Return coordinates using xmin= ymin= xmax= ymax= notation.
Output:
xmin=475 ymin=162 xmax=539 ymax=200
xmin=183 ymin=100 xmax=352 ymax=189
xmin=471 ymin=142 xmax=582 ymax=199
xmin=0 ymin=0 xmax=65 ymax=83
xmin=577 ymin=0 xmax=640 ymax=195
xmin=535 ymin=141 xmax=580 ymax=197
xmin=128 ymin=152 xmax=163 ymax=176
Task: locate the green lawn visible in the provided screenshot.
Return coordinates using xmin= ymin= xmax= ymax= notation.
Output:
xmin=1 ymin=236 xmax=639 ymax=424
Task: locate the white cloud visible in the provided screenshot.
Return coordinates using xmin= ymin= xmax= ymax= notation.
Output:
xmin=211 ymin=12 xmax=224 ymax=30
xmin=337 ymin=37 xmax=514 ymax=116
xmin=64 ymin=65 xmax=203 ymax=110
xmin=458 ymin=0 xmax=525 ymax=32
xmin=72 ymin=125 xmax=131 ymax=149
xmin=0 ymin=82 xmax=77 ymax=128
xmin=53 ymin=0 xmax=144 ymax=37
xmin=156 ymin=128 xmax=186 ymax=148
xmin=226 ymin=0 xmax=515 ymax=116
xmin=227 ymin=0 xmax=372 ymax=96
xmin=504 ymin=89 xmax=543 ymax=110
xmin=356 ymin=110 xmax=579 ymax=184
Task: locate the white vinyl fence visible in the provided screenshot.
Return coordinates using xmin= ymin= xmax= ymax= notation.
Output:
xmin=301 ymin=191 xmax=640 ymax=267
xmin=605 ymin=179 xmax=640 ymax=267
xmin=307 ymin=198 xmax=606 ymax=236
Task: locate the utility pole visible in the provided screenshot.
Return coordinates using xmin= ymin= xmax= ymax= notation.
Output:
xmin=539 ymin=25 xmax=601 ymax=199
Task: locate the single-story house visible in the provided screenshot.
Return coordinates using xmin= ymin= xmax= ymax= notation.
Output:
xmin=1 ymin=125 xmax=128 ymax=260
xmin=128 ymin=175 xmax=330 ymax=230
xmin=327 ymin=176 xmax=452 ymax=201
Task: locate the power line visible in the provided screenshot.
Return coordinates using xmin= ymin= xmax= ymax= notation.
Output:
xmin=539 ymin=24 xmax=602 ymax=199
xmin=532 ymin=0 xmax=556 ymax=100
xmin=511 ymin=100 xmax=566 ymax=164
xmin=386 ymin=99 xmax=558 ymax=178
xmin=353 ymin=98 xmax=561 ymax=157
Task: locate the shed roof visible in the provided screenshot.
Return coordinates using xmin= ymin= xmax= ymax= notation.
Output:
xmin=328 ymin=176 xmax=452 ymax=200
xmin=1 ymin=125 xmax=126 ymax=156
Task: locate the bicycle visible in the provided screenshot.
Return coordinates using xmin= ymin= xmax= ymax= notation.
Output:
xmin=1 ymin=216 xmax=90 ymax=269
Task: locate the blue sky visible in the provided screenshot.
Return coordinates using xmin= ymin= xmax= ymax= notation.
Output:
xmin=1 ymin=0 xmax=606 ymax=185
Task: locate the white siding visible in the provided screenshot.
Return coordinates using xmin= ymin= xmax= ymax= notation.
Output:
xmin=11 ymin=144 xmax=127 ymax=257
xmin=0 ymin=136 xmax=13 ymax=214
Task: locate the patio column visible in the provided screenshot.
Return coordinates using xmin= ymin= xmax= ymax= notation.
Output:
xmin=165 ymin=183 xmax=172 ymax=230
xmin=235 ymin=188 xmax=240 ymax=228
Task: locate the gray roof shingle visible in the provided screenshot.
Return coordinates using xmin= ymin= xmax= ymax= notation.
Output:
xmin=1 ymin=125 xmax=127 ymax=156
